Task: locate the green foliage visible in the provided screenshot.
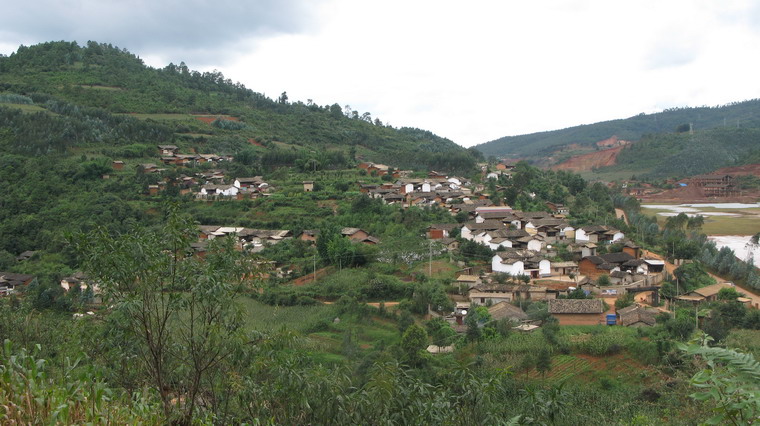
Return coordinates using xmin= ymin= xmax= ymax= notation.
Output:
xmin=663 ymin=312 xmax=697 ymax=341
xmin=425 ymin=317 xmax=457 ymax=347
xmin=72 ymin=207 xmax=255 ymax=422
xmin=615 ymin=292 xmax=635 ymax=310
xmin=570 ymin=328 xmax=631 ymax=356
xmin=535 ymin=348 xmax=553 ymax=377
xmin=681 ymin=341 xmax=760 ymax=424
xmin=400 ymin=324 xmax=428 ymax=367
xmin=0 ymin=339 xmax=164 ymax=424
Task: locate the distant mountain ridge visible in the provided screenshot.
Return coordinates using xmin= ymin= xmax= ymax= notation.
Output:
xmin=0 ymin=41 xmax=481 ymax=173
xmin=474 ymin=99 xmax=760 ymax=159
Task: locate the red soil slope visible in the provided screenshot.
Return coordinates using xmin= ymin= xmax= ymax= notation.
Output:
xmin=192 ymin=115 xmax=240 ymax=124
xmin=551 ymin=145 xmax=626 ymax=172
xmin=713 ymin=163 xmax=760 ymax=176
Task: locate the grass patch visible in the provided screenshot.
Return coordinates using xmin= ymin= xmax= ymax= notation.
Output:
xmin=77 ymin=85 xmax=125 ymax=91
xmin=409 ymin=260 xmax=458 ymax=280
xmin=701 ymin=215 xmax=760 ymax=235
xmin=239 ymin=297 xmax=334 ymax=333
xmin=641 ymin=204 xmax=760 ymax=235
xmin=0 ymin=103 xmax=50 ymax=114
xmin=118 ymin=113 xmax=193 ymax=121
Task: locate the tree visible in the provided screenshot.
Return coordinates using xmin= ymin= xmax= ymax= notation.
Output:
xmin=401 ymin=324 xmax=428 ymax=367
xmin=717 ymin=287 xmax=743 ymax=301
xmin=596 ymin=275 xmax=611 ymax=286
xmin=72 ymin=207 xmax=255 ymax=423
xmin=425 ymin=317 xmax=456 ymax=347
xmin=687 ymin=215 xmax=705 ymax=231
xmin=536 ymin=348 xmax=553 ymax=377
xmin=278 ymin=91 xmax=288 ymax=104
xmin=615 ymin=292 xmax=635 ymax=310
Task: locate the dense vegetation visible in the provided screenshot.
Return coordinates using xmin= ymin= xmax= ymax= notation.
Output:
xmin=0 ymin=41 xmax=481 ymax=173
xmin=475 ymin=99 xmax=760 ymax=158
xmin=1 ymin=40 xmax=760 ymax=424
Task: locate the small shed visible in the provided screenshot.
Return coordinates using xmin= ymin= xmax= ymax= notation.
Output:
xmin=548 ymin=299 xmax=605 ymax=325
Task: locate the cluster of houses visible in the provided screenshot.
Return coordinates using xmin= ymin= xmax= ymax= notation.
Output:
xmin=197 ymin=225 xmax=292 ymax=253
xmin=156 ymin=145 xmax=233 ymax=166
xmin=299 ymin=227 xmax=381 ymax=245
xmin=359 ymin=172 xmax=480 ymax=209
xmin=117 ymin=145 xmax=274 ymax=199
xmin=418 ymin=200 xmax=680 ymax=329
xmin=196 ymin=176 xmax=273 ymax=199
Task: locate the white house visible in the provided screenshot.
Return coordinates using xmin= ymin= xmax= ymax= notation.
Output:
xmin=575 ymin=227 xmax=590 ymax=242
xmin=538 ymin=259 xmax=551 ymax=277
xmin=487 ymin=238 xmax=513 ymax=251
xmin=200 ymin=184 xmax=238 ymax=198
xmin=492 ymin=255 xmax=525 ymax=275
xmin=526 ymin=239 xmax=543 ymax=252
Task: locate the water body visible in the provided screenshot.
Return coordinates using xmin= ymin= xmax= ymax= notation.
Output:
xmin=708 ymin=235 xmax=760 ymax=266
xmin=642 ymin=203 xmax=760 ymax=263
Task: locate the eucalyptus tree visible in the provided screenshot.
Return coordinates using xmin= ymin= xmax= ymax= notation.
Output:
xmin=72 ymin=206 xmax=257 ymax=423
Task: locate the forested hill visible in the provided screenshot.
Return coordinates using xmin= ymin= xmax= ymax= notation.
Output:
xmin=0 ymin=41 xmax=480 ymax=172
xmin=474 ymin=99 xmax=760 ymax=158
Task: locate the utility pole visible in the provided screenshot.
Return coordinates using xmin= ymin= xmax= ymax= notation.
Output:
xmin=429 ymin=240 xmax=433 ymax=277
xmin=313 ymin=253 xmax=316 ymax=283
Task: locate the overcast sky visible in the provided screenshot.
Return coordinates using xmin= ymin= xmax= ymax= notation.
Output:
xmin=2 ymin=0 xmax=760 ymax=147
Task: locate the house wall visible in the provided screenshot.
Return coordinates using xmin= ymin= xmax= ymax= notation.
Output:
xmin=575 ymin=229 xmax=589 ymax=242
xmin=579 ymin=259 xmax=606 ymax=280
xmin=552 ymin=313 xmax=602 ymax=326
xmin=491 ymin=257 xmax=524 ymax=275
xmin=487 ymin=240 xmax=512 ymax=250
xmin=428 ymin=229 xmax=445 ymax=239
xmin=539 ymin=260 xmax=551 ymax=277
xmin=469 ymin=294 xmax=512 ymax=305
xmin=461 ymin=227 xmax=474 ymax=241
xmin=622 ymin=247 xmax=639 ymax=258
xmin=221 ymin=187 xmax=239 ymax=197
xmin=473 ymin=232 xmax=491 ymax=245
xmin=561 ymin=227 xmax=575 ymax=239
xmin=527 ymin=239 xmax=543 ymax=252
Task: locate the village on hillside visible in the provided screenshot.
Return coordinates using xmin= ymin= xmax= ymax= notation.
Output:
xmin=4 ymin=154 xmax=752 ymax=338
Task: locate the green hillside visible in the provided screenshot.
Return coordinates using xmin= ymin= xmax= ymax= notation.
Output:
xmin=474 ymin=99 xmax=760 ymax=158
xmin=607 ymin=127 xmax=760 ymax=179
xmin=0 ymin=41 xmax=479 ymax=172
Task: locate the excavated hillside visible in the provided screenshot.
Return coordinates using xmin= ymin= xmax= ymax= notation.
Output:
xmin=551 ymin=145 xmax=625 ymax=172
